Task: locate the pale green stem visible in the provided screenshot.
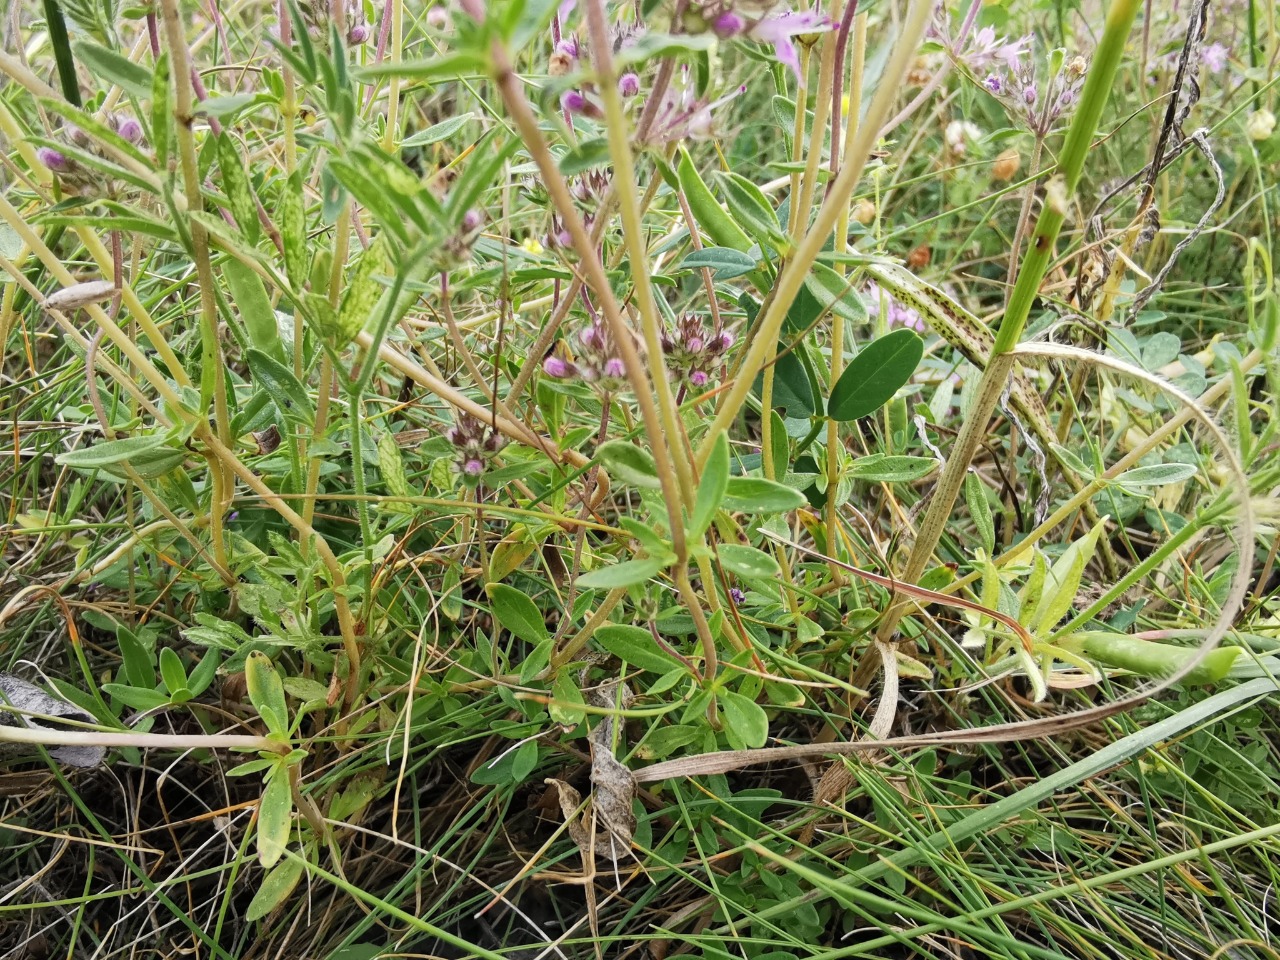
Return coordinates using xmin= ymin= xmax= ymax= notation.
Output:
xmin=582 ymin=0 xmax=696 ymax=510
xmin=159 ymin=0 xmax=231 ymax=574
xmin=876 ymin=0 xmax=1143 ymax=642
xmin=697 ymin=0 xmax=933 ymax=469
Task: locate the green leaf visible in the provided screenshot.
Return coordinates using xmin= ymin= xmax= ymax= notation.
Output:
xmin=550 ymin=669 xmax=587 ymax=726
xmin=964 ymin=472 xmax=995 ymax=556
xmin=752 ymin=343 xmax=818 ymax=418
xmin=718 ymin=172 xmax=785 ymax=249
xmin=279 ymin=171 xmax=308 ymax=287
xmin=690 ymin=431 xmax=730 ymax=537
xmin=356 ymin=51 xmax=488 ymax=82
xmin=577 ymin=556 xmax=667 ymax=589
xmin=158 ymin=647 xmax=187 ymax=696
xmin=227 ymin=757 xmax=277 ymax=778
xmin=718 ymin=690 xmax=768 ymax=748
xmin=847 ymin=454 xmax=937 ymax=483
xmin=245 ymin=651 xmax=289 ymax=737
xmin=223 ymin=259 xmax=284 ymax=363
xmin=151 ymin=53 xmax=172 ymax=171
xmin=617 ymin=517 xmax=673 ymax=557
xmin=519 ymin=638 xmax=552 ymax=684
xmin=246 ymin=856 xmax=305 ymax=922
xmin=596 ymin=440 xmax=662 ymax=489
xmin=558 ymin=138 xmax=612 ymax=176
xmin=72 ymin=39 xmax=152 ymax=97
xmin=376 ymin=431 xmax=414 ymax=511
xmin=246 ymin=349 xmax=314 ymax=427
xmin=56 ymin=434 xmax=186 ymax=479
xmin=829 ymin=329 xmax=924 ymax=421
xmin=1059 ymin=632 xmax=1240 ymax=686
xmin=256 ymin=770 xmax=292 ymax=868
xmin=804 ymin=262 xmax=868 ymax=325
xmin=594 ymin=624 xmax=682 ymax=675
xmin=401 ymin=112 xmax=476 ymax=147
xmin=117 ymin=624 xmax=154 ymax=689
xmin=1113 ymin=462 xmax=1198 ymax=489
xmin=334 ymin=237 xmax=390 ymax=344
xmin=678 ymin=247 xmax=759 ymax=279
xmin=717 ymin=543 xmax=780 ymax=579
xmin=722 ymin=477 xmax=806 ymax=513
xmin=216 ymin=134 xmax=261 ymax=244
xmin=487 ymin=584 xmax=549 ymax=646
xmin=187 ymin=649 xmax=220 ymax=696
xmin=101 ymin=684 xmax=169 ymax=711
xmin=1027 ymin=518 xmax=1108 ymax=636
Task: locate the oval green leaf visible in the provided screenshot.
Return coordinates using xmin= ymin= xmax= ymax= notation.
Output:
xmin=828 ymin=328 xmax=924 ymax=422
xmin=596 ymin=440 xmax=662 ymax=489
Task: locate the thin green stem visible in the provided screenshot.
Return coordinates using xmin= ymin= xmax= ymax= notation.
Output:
xmin=696 ymin=0 xmax=933 ymax=469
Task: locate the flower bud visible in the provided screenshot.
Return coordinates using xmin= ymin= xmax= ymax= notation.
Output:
xmin=543 ymin=356 xmax=572 ymax=378
xmin=461 ymin=208 xmax=483 ymax=232
xmin=711 ymin=12 xmax=744 ymax=38
xmin=852 ymin=198 xmax=876 ymax=224
xmin=689 ymin=370 xmax=708 ymax=387
xmin=427 ymin=5 xmax=448 ymax=28
xmin=115 ymin=117 xmax=144 ymax=144
xmin=462 ymin=457 xmax=485 ymax=476
xmin=348 ymin=22 xmax=371 ymax=44
xmin=1247 ymin=109 xmax=1276 ymax=142
xmin=36 ymin=146 xmax=69 ymax=172
xmin=618 ymin=72 xmax=640 ymax=98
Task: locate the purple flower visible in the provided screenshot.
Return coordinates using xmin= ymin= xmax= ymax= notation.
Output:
xmin=646 ymin=73 xmax=745 ymax=144
xmin=711 ymin=12 xmax=745 ymax=38
xmin=602 ymin=357 xmax=626 ymax=378
xmin=746 ymin=10 xmax=832 ymax=82
xmin=729 ymin=587 xmax=746 ymax=604
xmin=447 ymin=413 xmax=505 ymax=484
xmin=115 ymin=117 xmax=144 ymax=144
xmin=561 ymin=89 xmax=603 ymax=119
xmin=462 ymin=208 xmax=483 ymax=232
xmin=543 ymin=356 xmax=573 ymax=378
xmin=36 ymin=146 xmax=69 ymax=172
xmin=348 ymin=21 xmax=371 ymax=44
xmin=983 ymin=74 xmax=1003 ymax=94
xmin=865 ymin=281 xmax=926 ymax=332
xmin=955 ymin=25 xmax=1032 ymax=71
xmin=1203 ymin=42 xmax=1228 ymax=73
xmin=661 ymin=312 xmax=737 ymax=386
xmin=618 ymin=72 xmax=641 ymax=98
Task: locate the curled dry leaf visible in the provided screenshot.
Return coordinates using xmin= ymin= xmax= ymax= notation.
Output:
xmin=0 ymin=673 xmax=106 ymax=768
xmin=544 ymin=680 xmax=636 ymax=865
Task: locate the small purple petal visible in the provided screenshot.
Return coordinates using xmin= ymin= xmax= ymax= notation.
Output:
xmin=603 ymin=357 xmax=626 ymax=378
xmin=462 ymin=208 xmax=483 ymax=232
xmin=689 ymin=370 xmax=708 ymax=387
xmin=348 ymin=22 xmax=371 ymax=44
xmin=618 ymin=72 xmax=640 ymax=98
